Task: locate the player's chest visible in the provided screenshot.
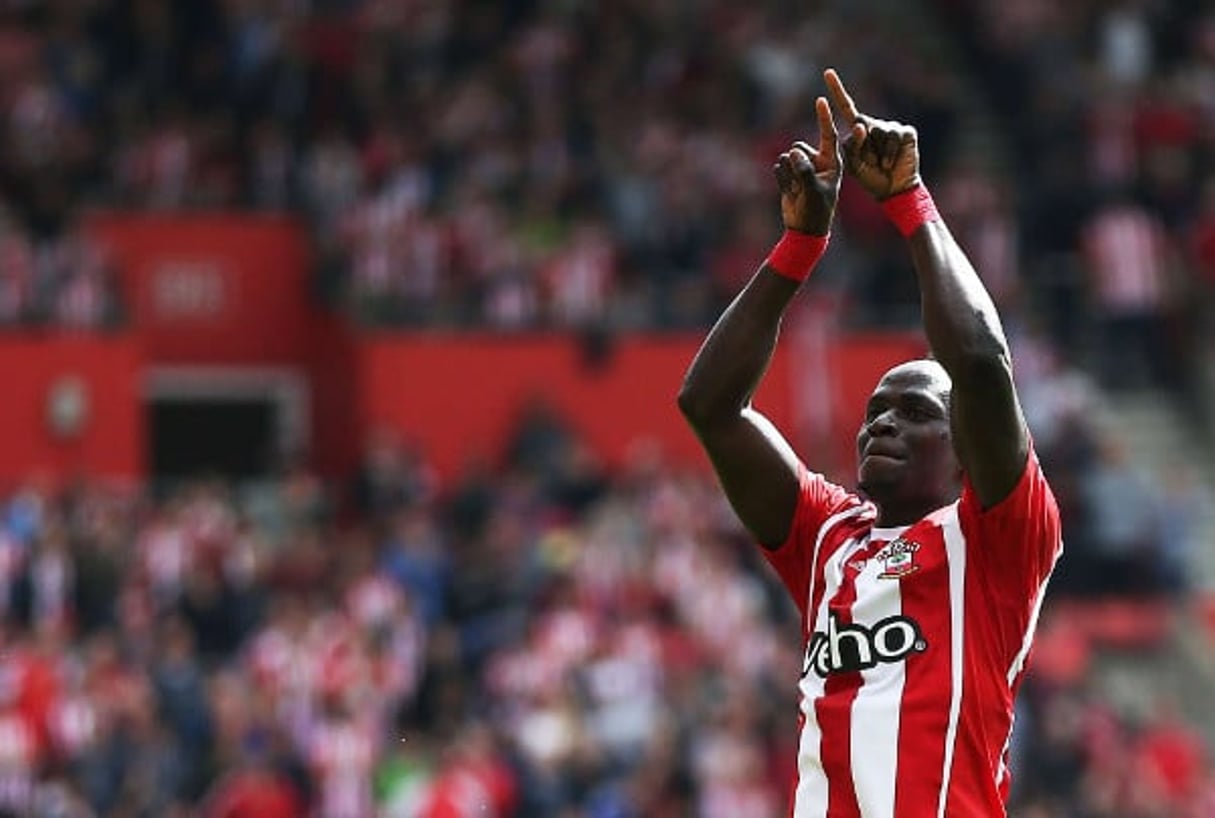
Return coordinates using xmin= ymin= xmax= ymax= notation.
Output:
xmin=816 ymin=527 xmax=950 ymax=619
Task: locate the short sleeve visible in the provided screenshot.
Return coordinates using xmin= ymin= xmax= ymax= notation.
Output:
xmin=958 ymin=443 xmax=1063 ymax=599
xmin=759 ymin=464 xmax=858 ymax=618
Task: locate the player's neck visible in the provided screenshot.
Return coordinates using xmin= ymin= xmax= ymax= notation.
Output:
xmin=874 ymin=495 xmax=953 ymax=528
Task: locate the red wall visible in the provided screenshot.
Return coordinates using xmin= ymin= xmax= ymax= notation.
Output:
xmin=358 ymin=334 xmax=752 ymax=478
xmin=308 ymin=314 xmax=361 ymax=478
xmin=0 ymin=329 xmax=925 ymax=487
xmin=0 ymin=335 xmax=143 ymax=485
xmin=357 ymin=332 xmax=926 ymax=483
xmin=87 ymin=213 xmax=313 ymax=365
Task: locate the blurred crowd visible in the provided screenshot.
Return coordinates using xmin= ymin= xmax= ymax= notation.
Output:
xmin=0 ymin=0 xmax=1209 ymax=373
xmin=0 ymin=1 xmax=1210 ymax=817
xmin=1 ymin=420 xmax=796 ymax=818
xmin=0 ymin=394 xmax=1204 ymax=818
xmin=0 ymin=0 xmax=955 ymax=330
xmin=933 ymin=0 xmax=1215 ymax=402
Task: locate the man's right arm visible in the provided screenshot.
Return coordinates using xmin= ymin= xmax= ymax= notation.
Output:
xmin=679 ymin=97 xmax=846 ymax=548
xmin=678 ymin=268 xmax=805 ymax=548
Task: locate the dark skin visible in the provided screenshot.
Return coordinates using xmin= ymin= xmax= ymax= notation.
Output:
xmin=857 ymin=360 xmax=961 ymax=516
xmin=679 ymin=69 xmax=1028 ymax=546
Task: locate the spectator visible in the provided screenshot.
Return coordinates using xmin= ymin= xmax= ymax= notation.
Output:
xmin=202 ymin=753 xmax=304 ymax=818
xmin=1081 ymin=435 xmax=1166 ymax=595
xmin=1082 ymin=190 xmax=1175 ymax=390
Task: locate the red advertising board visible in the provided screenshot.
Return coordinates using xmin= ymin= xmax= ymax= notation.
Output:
xmin=357 ymin=334 xmax=789 ymax=479
xmin=0 ymin=335 xmax=143 ymax=486
xmin=356 ymin=332 xmax=926 ymax=484
xmin=0 ymin=326 xmax=923 ymax=487
xmin=86 ymin=213 xmax=313 ymax=365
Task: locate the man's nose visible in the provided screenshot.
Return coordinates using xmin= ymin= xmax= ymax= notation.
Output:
xmin=867 ymin=411 xmax=897 ymax=436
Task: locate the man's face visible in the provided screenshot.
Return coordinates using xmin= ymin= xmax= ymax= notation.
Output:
xmin=856 ymin=361 xmax=961 ymax=512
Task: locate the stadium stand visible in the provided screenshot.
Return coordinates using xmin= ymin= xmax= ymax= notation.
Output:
xmin=0 ymin=1 xmax=1211 ymax=816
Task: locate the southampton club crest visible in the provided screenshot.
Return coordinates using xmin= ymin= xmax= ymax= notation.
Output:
xmin=875 ymin=537 xmax=921 ymax=579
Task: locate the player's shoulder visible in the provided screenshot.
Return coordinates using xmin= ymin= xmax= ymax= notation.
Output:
xmin=816 ymin=497 xmax=878 ymax=548
xmin=959 ymin=442 xmax=1060 ymax=525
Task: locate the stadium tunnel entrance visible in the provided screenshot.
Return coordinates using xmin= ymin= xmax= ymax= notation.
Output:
xmin=145 ymin=367 xmax=309 ymax=484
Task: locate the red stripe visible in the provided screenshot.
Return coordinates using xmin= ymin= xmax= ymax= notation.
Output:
xmin=893 ymin=523 xmax=954 ymax=817
xmin=816 ymin=534 xmax=888 ymax=818
xmin=790 ymin=518 xmax=863 ymax=818
xmin=807 ymin=521 xmax=857 ymax=632
xmin=945 ymin=543 xmax=1030 ymax=816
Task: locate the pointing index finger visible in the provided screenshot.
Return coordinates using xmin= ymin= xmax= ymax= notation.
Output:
xmin=815 ymin=97 xmax=837 ymax=155
xmin=824 ymin=68 xmax=860 ymax=125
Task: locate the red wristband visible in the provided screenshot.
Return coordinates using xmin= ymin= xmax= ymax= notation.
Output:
xmin=882 ymin=185 xmax=940 ymax=238
xmin=765 ymin=230 xmax=828 ymax=282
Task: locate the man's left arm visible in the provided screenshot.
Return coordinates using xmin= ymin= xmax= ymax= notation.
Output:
xmin=825 ymin=70 xmax=1027 ymax=507
xmin=907 ymin=219 xmax=1028 ymax=508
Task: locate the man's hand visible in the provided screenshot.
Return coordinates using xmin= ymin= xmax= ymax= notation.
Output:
xmin=824 ymin=69 xmax=922 ymax=201
xmin=773 ymin=97 xmax=842 ymax=236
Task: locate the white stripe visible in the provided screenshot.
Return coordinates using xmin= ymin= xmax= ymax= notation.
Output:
xmin=850 ymin=535 xmax=904 ymax=818
xmin=794 ymin=531 xmax=864 ymax=817
xmin=794 ymin=684 xmax=829 ymax=818
xmin=805 ymin=504 xmax=872 ymax=621
xmin=999 ymin=538 xmax=1064 ymax=791
xmin=995 ymin=729 xmax=1012 ymax=789
xmin=1006 ymin=541 xmax=1062 ymax=686
xmin=937 ymin=507 xmax=967 ymax=818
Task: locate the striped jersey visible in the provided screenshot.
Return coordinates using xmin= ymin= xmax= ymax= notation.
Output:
xmin=762 ymin=448 xmax=1061 ymax=817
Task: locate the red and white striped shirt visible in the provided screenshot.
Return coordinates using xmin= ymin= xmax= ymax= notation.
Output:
xmin=763 ymin=448 xmax=1061 ymax=817
xmin=1083 ymin=204 xmax=1168 ymax=313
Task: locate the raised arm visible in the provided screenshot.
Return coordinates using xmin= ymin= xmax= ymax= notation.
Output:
xmin=678 ymin=98 xmax=845 ymax=547
xmin=825 ymin=69 xmax=1028 ymax=508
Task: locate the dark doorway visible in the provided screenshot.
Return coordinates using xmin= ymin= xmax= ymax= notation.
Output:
xmin=149 ymin=398 xmax=276 ymax=480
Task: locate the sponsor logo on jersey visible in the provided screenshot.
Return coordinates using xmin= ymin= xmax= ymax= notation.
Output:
xmin=875 ymin=537 xmax=921 ymax=579
xmin=803 ymin=613 xmax=927 ymax=678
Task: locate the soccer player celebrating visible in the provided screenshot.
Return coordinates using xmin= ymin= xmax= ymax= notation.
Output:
xmin=678 ymin=69 xmax=1062 ymax=816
